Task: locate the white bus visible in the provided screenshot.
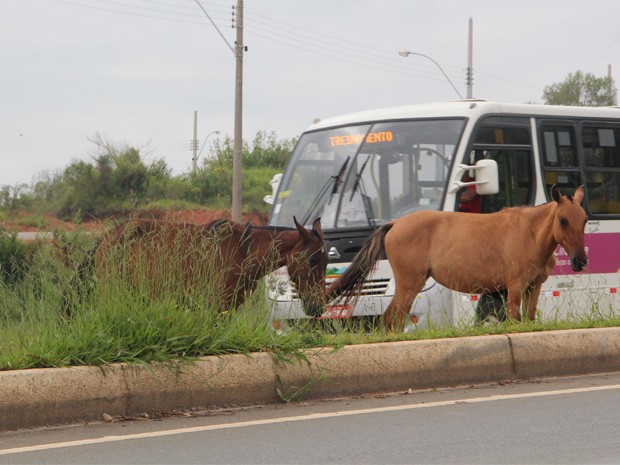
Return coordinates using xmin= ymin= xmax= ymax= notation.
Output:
xmin=266 ymin=100 xmax=620 ymax=329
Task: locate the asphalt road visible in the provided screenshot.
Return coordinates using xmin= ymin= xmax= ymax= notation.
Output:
xmin=16 ymin=232 xmax=53 ymax=242
xmin=1 ymin=372 xmax=618 ymax=465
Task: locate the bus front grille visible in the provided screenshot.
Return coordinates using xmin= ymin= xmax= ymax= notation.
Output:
xmin=291 ymin=278 xmax=390 ymax=299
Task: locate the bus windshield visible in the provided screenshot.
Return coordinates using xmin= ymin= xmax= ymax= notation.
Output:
xmin=270 ymin=118 xmax=466 ymax=229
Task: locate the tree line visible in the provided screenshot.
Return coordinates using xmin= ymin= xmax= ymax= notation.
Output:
xmin=0 ymin=131 xmax=296 ymax=221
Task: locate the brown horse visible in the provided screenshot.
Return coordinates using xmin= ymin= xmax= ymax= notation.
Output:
xmin=328 ymin=185 xmax=588 ymax=330
xmin=91 ymin=217 xmax=327 ymax=314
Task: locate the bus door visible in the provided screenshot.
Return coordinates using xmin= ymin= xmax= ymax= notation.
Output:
xmin=464 ymin=116 xmax=535 ymax=213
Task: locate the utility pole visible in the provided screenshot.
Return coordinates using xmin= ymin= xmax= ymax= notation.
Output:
xmin=192 ymin=0 xmax=243 ymax=222
xmin=466 ymin=17 xmax=473 ymax=99
xmin=231 ymin=0 xmax=244 ymax=223
xmin=192 ymin=110 xmax=198 ymax=172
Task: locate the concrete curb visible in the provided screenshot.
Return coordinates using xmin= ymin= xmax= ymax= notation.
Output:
xmin=1 ymin=327 xmax=619 ymax=431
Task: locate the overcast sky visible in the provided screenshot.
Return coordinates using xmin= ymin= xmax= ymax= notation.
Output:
xmin=1 ymin=1 xmax=619 ymax=187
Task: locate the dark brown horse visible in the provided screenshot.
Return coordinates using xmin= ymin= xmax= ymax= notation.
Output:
xmin=328 ymin=185 xmax=588 ymax=330
xmin=92 ymin=217 xmax=327 ymax=314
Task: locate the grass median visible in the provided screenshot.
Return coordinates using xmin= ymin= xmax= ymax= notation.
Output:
xmin=0 ymin=227 xmax=618 ymax=371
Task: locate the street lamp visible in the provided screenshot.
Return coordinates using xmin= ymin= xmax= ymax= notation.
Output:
xmin=398 ymin=49 xmax=463 ymax=99
xmin=193 ymin=130 xmax=220 ymax=171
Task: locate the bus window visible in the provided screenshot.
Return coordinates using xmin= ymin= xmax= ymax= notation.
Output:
xmin=478 ymin=149 xmax=533 ymax=213
xmin=582 ymin=125 xmax=620 ymax=214
xmin=540 ymin=123 xmax=583 ymax=204
xmin=585 ymin=172 xmax=620 ymax=214
xmin=582 ymin=126 xmax=620 ymax=168
xmin=474 ymin=125 xmax=530 ymax=145
xmin=541 ymin=125 xmax=578 ymax=167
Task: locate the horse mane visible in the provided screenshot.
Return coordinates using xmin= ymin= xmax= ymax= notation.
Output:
xmin=209 ymin=221 xmax=320 ymax=241
xmin=481 ymin=203 xmax=551 ymax=221
xmin=207 ymin=220 xmax=294 ymax=235
xmin=250 ymin=225 xmax=295 ymax=233
xmin=206 ymin=218 xmax=236 ymax=231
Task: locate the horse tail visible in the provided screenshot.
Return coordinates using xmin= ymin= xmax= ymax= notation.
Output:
xmin=327 ymin=223 xmax=393 ymax=303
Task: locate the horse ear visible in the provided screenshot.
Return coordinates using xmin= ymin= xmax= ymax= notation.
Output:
xmin=293 ymin=216 xmax=311 ymax=241
xmin=550 ymin=184 xmax=563 ymax=203
xmin=573 ymin=185 xmax=585 ymax=205
xmin=311 ymin=217 xmax=324 ymax=240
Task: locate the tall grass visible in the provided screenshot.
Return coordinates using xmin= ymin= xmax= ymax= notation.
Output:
xmin=0 ymin=224 xmax=336 ymax=370
xmin=0 ymin=225 xmax=618 ymax=372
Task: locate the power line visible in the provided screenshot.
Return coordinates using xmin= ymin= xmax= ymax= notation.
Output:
xmin=243 ymin=11 xmax=543 ymax=94
xmin=248 ymin=11 xmax=464 ymax=72
xmin=590 ymin=31 xmax=620 ymax=74
xmin=244 ymin=15 xmax=465 ymax=81
xmin=192 ymin=0 xmax=234 ymax=54
xmin=245 ymin=22 xmax=465 ymax=83
xmin=49 ymin=0 xmax=229 ymax=26
xmin=45 ymin=0 xmax=544 ymax=97
xmin=130 ymin=0 xmax=229 ymax=12
xmin=245 ymin=29 xmax=466 ymax=85
xmin=48 ymin=0 xmax=465 ymax=84
xmin=474 ymin=70 xmax=543 ymax=92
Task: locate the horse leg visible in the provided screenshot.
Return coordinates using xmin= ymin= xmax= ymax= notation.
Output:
xmin=505 ymin=285 xmax=524 ymax=321
xmin=524 ymin=283 xmax=543 ymax=321
xmin=382 ymin=279 xmax=425 ymax=331
xmin=524 ymin=262 xmax=552 ymax=321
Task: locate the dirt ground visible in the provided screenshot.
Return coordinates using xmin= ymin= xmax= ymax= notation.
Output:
xmin=1 ymin=209 xmax=269 ymax=234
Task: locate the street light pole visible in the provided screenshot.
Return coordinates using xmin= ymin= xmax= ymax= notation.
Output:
xmin=193 ymin=130 xmax=220 ymax=172
xmin=398 ymin=49 xmax=463 ymax=99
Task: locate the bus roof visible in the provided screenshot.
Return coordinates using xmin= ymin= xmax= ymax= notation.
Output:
xmin=307 ymin=100 xmax=620 ymax=131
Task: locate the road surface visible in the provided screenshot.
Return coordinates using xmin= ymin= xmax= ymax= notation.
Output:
xmin=1 ymin=372 xmax=618 ymax=464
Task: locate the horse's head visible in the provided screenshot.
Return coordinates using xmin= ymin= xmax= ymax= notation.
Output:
xmin=551 ymin=185 xmax=588 ymax=272
xmin=285 ymin=217 xmax=328 ymax=317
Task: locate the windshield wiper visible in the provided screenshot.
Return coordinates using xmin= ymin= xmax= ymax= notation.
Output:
xmin=301 ymin=157 xmax=349 ymax=225
xmin=349 ymin=154 xmax=370 ymax=201
xmin=348 ymin=154 xmax=376 ymax=227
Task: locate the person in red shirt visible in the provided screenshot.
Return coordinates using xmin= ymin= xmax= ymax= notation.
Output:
xmin=458 ymin=174 xmax=482 ymax=213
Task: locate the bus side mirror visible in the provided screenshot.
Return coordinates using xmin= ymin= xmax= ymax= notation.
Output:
xmin=473 ymin=159 xmax=499 ymax=195
xmin=449 ymin=159 xmax=499 ymax=195
xmin=263 ymin=173 xmax=283 ymax=205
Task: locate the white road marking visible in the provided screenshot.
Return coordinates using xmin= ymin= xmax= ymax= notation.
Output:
xmin=2 ymin=384 xmax=619 ymax=456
